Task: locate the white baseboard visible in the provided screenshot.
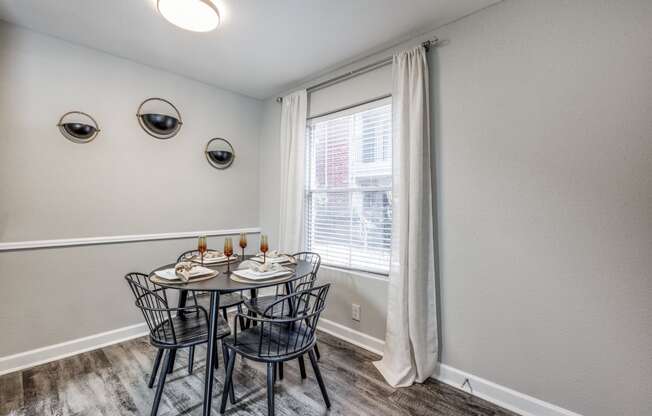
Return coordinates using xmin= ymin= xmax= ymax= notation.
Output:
xmin=317 ymin=318 xmax=385 ymax=356
xmin=317 ymin=319 xmax=582 ymax=416
xmin=435 ymin=363 xmax=583 ymax=416
xmin=0 ymin=323 xmax=148 ymax=376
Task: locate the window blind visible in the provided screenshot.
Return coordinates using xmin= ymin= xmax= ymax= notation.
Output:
xmin=305 ymin=99 xmax=392 ymax=275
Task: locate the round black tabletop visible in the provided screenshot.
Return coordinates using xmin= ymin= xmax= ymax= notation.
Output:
xmin=148 ymin=256 xmax=313 ymax=293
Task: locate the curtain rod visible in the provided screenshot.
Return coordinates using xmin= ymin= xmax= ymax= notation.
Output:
xmin=275 ymin=37 xmax=439 ymax=103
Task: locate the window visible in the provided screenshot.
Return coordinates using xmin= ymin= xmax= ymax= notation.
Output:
xmin=305 ymin=99 xmax=392 ymax=275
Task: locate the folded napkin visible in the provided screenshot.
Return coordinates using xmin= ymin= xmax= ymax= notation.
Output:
xmin=174 ymin=261 xmax=195 ymax=282
xmin=252 ymin=251 xmax=296 ymax=264
xmin=174 ymin=262 xmax=216 ymax=281
xmin=154 ymin=265 xmax=216 ymax=282
xmin=239 ymin=260 xmax=285 ymax=273
xmin=260 ymin=250 xmax=282 ymax=258
xmin=233 ymin=260 xmax=292 ymax=280
xmin=203 ymin=250 xmax=224 ymax=259
xmin=188 ymin=250 xmax=222 ymax=261
xmin=189 ymin=250 xmax=236 ymax=264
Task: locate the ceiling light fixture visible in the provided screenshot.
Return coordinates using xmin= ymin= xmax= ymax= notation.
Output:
xmin=157 ymin=0 xmax=220 ymax=32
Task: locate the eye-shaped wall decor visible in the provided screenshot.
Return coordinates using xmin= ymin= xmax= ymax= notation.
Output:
xmin=57 ymin=111 xmax=100 ymax=144
xmin=136 ymin=97 xmax=182 ymax=139
xmin=205 ymin=138 xmax=235 ymax=169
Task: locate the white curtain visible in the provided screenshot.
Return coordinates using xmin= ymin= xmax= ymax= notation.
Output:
xmin=278 ymin=90 xmax=308 ymax=253
xmin=373 ymin=46 xmax=438 ymax=387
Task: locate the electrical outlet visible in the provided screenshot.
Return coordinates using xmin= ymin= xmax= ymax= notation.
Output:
xmin=352 ymin=304 xmax=361 ymax=321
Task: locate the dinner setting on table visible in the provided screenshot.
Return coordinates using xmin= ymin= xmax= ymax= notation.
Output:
xmin=126 ymin=232 xmax=329 ymax=416
xmin=150 ymin=234 xmax=297 ymax=284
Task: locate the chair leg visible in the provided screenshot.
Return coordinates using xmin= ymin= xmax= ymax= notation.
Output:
xmin=308 ymin=349 xmax=330 ymax=409
xmin=266 ymin=362 xmax=276 ymax=416
xmin=222 ymin=307 xmax=228 ymax=322
xmin=188 ymin=346 xmax=195 ymax=375
xmin=244 ymin=311 xmax=251 ymax=329
xmin=148 ymin=349 xmax=164 ymax=388
xmin=235 ymin=303 xmax=244 ymax=331
xmin=297 ymin=355 xmax=307 ymax=380
xmin=213 ymin=343 xmax=220 ymax=369
xmin=237 ymin=308 xmax=246 ymax=331
xmin=151 ymin=350 xmax=172 ymax=416
xmin=219 ymin=350 xmax=237 ymax=414
xmin=221 ymin=343 xmax=236 ymax=405
xmin=314 ymin=344 xmax=321 ymax=360
xmin=278 ymin=362 xmax=284 ymax=380
xmin=166 ymin=348 xmax=177 ymax=374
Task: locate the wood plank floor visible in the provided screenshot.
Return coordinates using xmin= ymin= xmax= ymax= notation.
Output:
xmin=0 ymin=331 xmax=519 ymax=416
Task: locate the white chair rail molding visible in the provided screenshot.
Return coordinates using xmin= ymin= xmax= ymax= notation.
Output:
xmin=0 ymin=1 xmax=650 ymax=416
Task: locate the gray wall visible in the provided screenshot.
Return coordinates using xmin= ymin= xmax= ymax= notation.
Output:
xmin=0 ymin=22 xmax=263 ymax=356
xmin=259 ymin=1 xmax=652 ymax=415
xmin=432 ymin=2 xmax=651 ymax=415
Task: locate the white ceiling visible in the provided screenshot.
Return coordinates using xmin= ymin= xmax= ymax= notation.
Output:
xmin=0 ymin=0 xmax=499 ymax=99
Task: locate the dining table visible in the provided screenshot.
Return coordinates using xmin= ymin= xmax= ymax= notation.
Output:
xmin=148 ymin=255 xmax=314 ymax=416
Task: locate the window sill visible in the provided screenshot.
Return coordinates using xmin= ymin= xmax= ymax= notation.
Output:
xmin=321 ymin=265 xmax=389 ymax=282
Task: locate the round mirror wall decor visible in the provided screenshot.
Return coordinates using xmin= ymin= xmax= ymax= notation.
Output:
xmin=57 ymin=111 xmax=100 ymax=144
xmin=137 ymin=97 xmax=182 ymax=139
xmin=205 ymin=138 xmax=235 ymax=169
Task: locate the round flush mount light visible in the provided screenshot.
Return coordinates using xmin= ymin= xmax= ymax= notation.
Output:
xmin=157 ymin=0 xmax=220 ymax=32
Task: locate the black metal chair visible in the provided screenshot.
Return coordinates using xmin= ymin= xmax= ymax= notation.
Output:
xmin=242 ymin=252 xmax=322 ymax=379
xmin=220 ymin=284 xmax=331 ymax=416
xmin=125 ymin=273 xmax=200 ymax=379
xmin=125 ymin=272 xmax=233 ymax=416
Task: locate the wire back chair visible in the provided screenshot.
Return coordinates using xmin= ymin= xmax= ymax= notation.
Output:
xmin=242 ymin=251 xmax=323 ymax=378
xmin=220 ymin=284 xmax=331 ymax=416
xmin=126 ymin=272 xmax=212 ymax=347
xmin=125 ymin=273 xmax=173 ymax=389
xmin=125 ymin=272 xmax=233 ymax=416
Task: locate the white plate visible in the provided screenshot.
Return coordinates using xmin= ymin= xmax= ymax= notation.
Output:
xmin=231 ymin=269 xmax=292 ymax=281
xmin=155 ymin=266 xmax=215 ymax=281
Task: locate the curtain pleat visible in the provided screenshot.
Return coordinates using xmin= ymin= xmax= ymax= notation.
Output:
xmin=278 ymin=90 xmax=308 ymax=252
